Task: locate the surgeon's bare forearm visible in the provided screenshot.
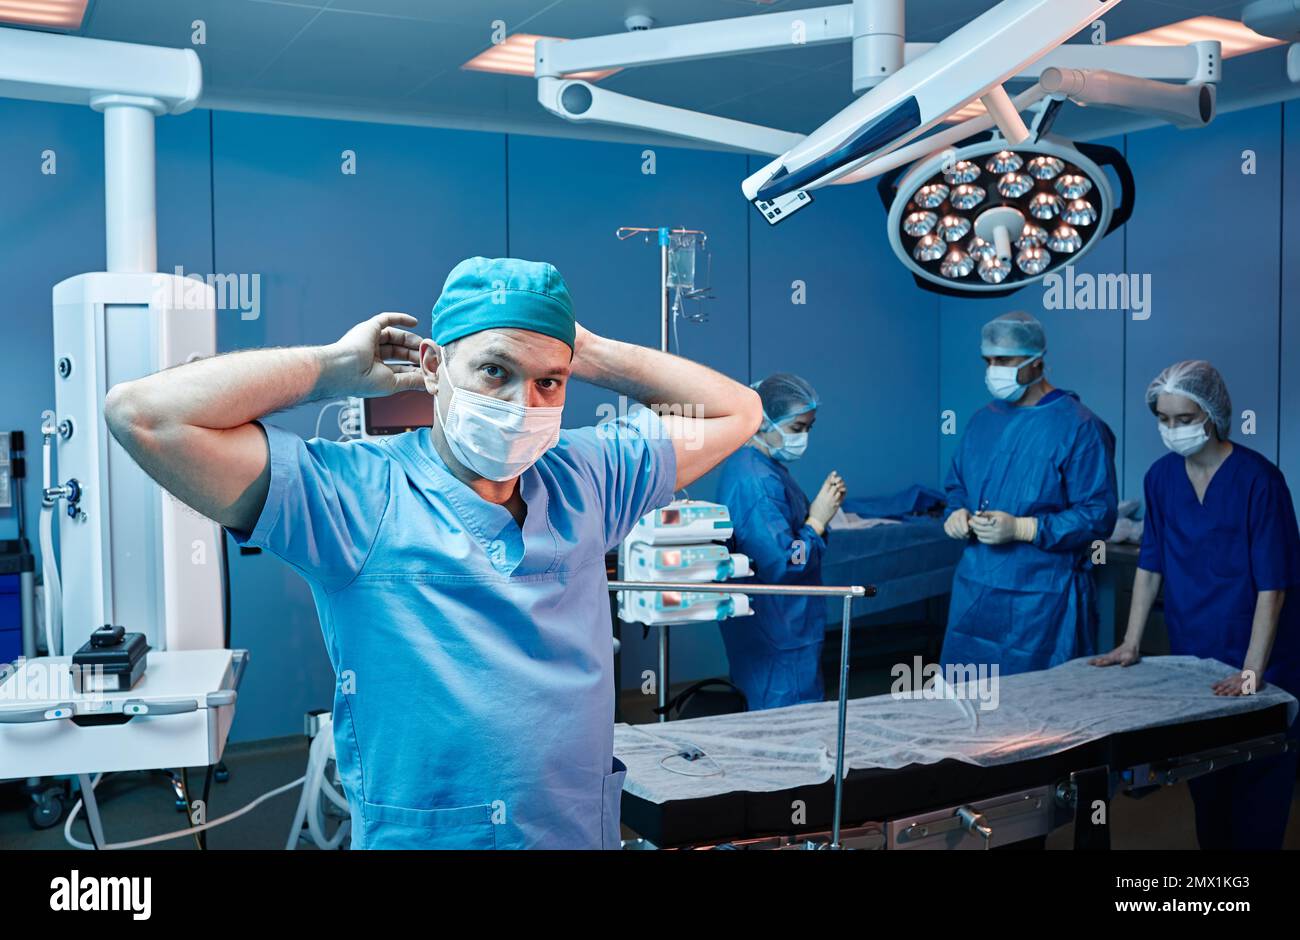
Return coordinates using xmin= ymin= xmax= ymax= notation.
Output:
xmin=1121 ymin=567 xmax=1162 ymax=649
xmin=1243 ymin=590 xmax=1285 ymax=679
xmin=104 ymin=344 xmax=347 ymax=528
xmin=572 ymin=333 xmax=761 ymax=485
xmin=572 ymin=335 xmax=743 ymax=415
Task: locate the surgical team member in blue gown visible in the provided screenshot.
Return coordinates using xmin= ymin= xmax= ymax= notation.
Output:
xmin=104 ymin=257 xmax=763 ymax=849
xmin=1093 ymin=360 xmax=1300 ymax=849
xmin=717 ymin=374 xmax=846 ymax=710
xmin=941 ymin=312 xmax=1118 ymax=676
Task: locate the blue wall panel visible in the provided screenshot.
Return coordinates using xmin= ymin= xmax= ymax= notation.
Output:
xmin=0 ymin=101 xmax=105 ymax=544
xmin=749 ymin=157 xmax=941 ymax=502
xmin=1280 ymin=101 xmax=1300 ymax=502
xmin=1124 ymin=107 xmax=1284 ymax=499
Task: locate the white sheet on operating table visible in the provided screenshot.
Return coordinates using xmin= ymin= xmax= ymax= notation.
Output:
xmin=615 ymin=656 xmax=1298 ymax=804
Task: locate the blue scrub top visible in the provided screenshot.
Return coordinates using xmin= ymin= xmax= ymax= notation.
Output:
xmin=942 ymin=390 xmax=1118 ymax=675
xmin=1139 ymin=444 xmax=1300 ymax=698
xmin=233 ymin=415 xmax=676 ymax=849
xmin=716 ymin=446 xmax=827 ymax=708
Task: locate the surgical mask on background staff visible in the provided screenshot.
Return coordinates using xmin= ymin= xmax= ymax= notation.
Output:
xmin=985 ymin=353 xmax=1043 ymax=402
xmin=1159 ymin=418 xmax=1210 ymax=457
xmin=768 ymin=423 xmax=808 ymax=461
xmin=437 ymin=361 xmax=563 ymax=480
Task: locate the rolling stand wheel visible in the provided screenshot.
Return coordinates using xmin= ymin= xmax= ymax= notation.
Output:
xmin=27 ymin=785 xmax=67 ymax=830
xmin=214 ymin=761 xmax=230 ymax=783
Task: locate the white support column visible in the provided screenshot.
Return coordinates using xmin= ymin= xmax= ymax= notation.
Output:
xmin=853 ymin=0 xmax=905 ymax=92
xmin=94 ymin=95 xmax=164 ymax=274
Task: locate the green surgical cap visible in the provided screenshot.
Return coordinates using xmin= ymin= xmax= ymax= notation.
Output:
xmin=431 ymin=257 xmax=576 ymax=350
xmin=980 ymin=310 xmax=1046 ymax=358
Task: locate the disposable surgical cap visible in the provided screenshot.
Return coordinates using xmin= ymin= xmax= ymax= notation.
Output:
xmin=431 ymin=257 xmax=576 ymax=350
xmin=981 ymin=311 xmax=1046 ymax=358
xmin=1146 ymin=359 xmax=1232 ymax=440
xmin=755 ymin=373 xmax=819 ymax=427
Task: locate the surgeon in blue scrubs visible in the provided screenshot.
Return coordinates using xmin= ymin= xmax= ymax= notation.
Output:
xmin=717 ymin=374 xmax=846 ymax=710
xmin=1093 ymin=360 xmax=1300 ymax=849
xmin=941 ymin=311 xmax=1118 ymax=676
xmin=103 ymin=257 xmax=762 ymax=849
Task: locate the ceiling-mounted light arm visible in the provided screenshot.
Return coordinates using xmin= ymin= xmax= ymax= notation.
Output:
xmin=1040 ymin=67 xmax=1216 ymax=127
xmin=743 ymin=0 xmax=1124 ymax=213
xmin=535 ymin=6 xmax=850 ymax=77
xmin=537 ymin=76 xmax=803 ymax=155
xmin=895 ymin=38 xmax=1221 ymax=84
xmin=831 ymin=84 xmax=1048 ymax=186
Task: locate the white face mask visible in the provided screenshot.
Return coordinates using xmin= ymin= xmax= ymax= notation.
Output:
xmin=1160 ymin=419 xmax=1210 ymax=457
xmin=985 ymin=354 xmax=1043 ymax=402
xmin=772 ymin=429 xmax=808 ymax=462
xmin=436 ymin=363 xmax=562 ymax=481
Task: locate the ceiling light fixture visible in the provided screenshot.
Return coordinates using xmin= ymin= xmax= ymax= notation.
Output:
xmin=0 ymin=0 xmax=88 ymax=30
xmin=463 ymin=34 xmax=619 ymax=81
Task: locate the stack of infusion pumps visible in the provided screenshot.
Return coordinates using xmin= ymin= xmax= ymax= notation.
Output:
xmin=618 ymin=500 xmax=752 ymax=625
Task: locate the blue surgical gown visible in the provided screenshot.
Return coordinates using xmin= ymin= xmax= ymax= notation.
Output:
xmin=941 ymin=391 xmax=1118 ymax=676
xmin=1139 ymin=444 xmax=1300 ymax=848
xmin=716 ymin=446 xmax=826 ymax=710
xmin=233 ymin=416 xmax=676 ymax=849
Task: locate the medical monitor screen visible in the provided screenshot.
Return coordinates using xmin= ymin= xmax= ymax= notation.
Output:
xmin=365 ymin=390 xmax=434 ymax=436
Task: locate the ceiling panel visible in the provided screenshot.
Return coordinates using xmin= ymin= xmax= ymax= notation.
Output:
xmin=47 ymin=1 xmax=1297 ymax=147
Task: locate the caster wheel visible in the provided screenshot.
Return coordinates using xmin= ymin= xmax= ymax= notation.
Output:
xmin=28 ymin=788 xmax=66 ymax=830
xmin=214 ymin=762 xmax=230 ymax=784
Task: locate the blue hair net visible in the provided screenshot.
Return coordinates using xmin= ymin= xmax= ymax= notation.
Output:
xmin=754 ymin=373 xmax=819 ymax=427
xmin=981 ymin=311 xmax=1046 ymax=357
xmin=1146 ymin=359 xmax=1232 ymax=440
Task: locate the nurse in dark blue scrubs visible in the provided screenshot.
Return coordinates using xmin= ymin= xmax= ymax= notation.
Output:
xmin=1093 ymin=360 xmax=1300 ymax=849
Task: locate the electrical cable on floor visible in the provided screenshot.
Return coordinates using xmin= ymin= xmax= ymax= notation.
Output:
xmin=62 ymin=772 xmax=307 ymax=851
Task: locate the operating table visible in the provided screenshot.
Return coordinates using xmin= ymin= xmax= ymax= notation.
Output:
xmin=615 ymin=656 xmax=1298 ymax=850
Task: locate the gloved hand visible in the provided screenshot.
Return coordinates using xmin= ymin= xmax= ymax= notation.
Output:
xmin=943 ymin=508 xmax=971 ymax=539
xmin=807 ymin=471 xmax=847 ymax=534
xmin=970 ymin=510 xmax=1037 ymax=545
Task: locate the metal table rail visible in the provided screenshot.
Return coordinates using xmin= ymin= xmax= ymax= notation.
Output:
xmin=609 ymin=579 xmax=876 ymax=849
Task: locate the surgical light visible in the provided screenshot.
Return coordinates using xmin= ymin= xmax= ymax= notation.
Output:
xmin=950 ymin=184 xmax=986 ymax=211
xmin=903 ymin=211 xmax=937 ymax=236
xmin=1016 ymin=223 xmax=1047 ymax=249
xmin=944 ymin=161 xmax=981 ymax=185
xmin=882 ymin=135 xmax=1134 ymax=295
xmin=936 ymin=215 xmax=971 ymax=242
xmin=1028 ymin=192 xmax=1063 ymax=220
xmin=1048 ymin=225 xmax=1083 ymax=253
xmin=940 ymin=250 xmax=975 ymax=279
xmin=913 ymin=234 xmax=946 ymax=262
xmin=997 ymin=172 xmax=1034 ymax=199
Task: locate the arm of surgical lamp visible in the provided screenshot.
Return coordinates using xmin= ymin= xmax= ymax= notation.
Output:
xmin=741 ymin=0 xmax=1124 ymax=221
xmin=0 ymin=27 xmax=201 ymax=114
xmin=1040 ymin=67 xmax=1216 ymax=128
xmin=537 ymin=76 xmax=803 ymax=156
